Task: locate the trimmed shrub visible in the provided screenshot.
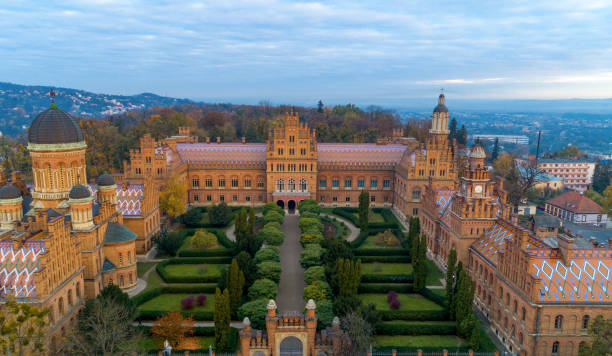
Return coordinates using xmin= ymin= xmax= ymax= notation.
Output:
xmin=264 ymin=211 xmax=284 ymax=225
xmin=357 ymin=255 xmax=411 ymax=263
xmin=256 ymin=261 xmax=282 ymax=283
xmin=300 ymin=233 xmax=324 ymax=246
xmin=262 ymin=202 xmax=284 ymax=216
xmin=254 ymin=247 xmax=280 ymax=263
xmin=315 ymin=300 xmax=334 ymax=329
xmin=378 ymin=309 xmax=448 ymax=321
xmin=387 ymin=291 xmax=398 ymax=303
xmin=304 ymin=284 xmax=327 ymax=302
xmin=298 ymin=218 xmax=323 ymax=233
xmin=209 ymin=202 xmax=234 ymax=227
xmin=361 ymin=274 xmax=413 ymax=283
xmin=419 ymin=288 xmax=447 ymax=307
xmin=258 ymin=226 xmax=284 ymax=246
xmin=180 ymin=207 xmax=205 ymax=227
xmin=181 ymin=296 xmax=195 ymax=310
xmin=304 ymin=266 xmax=326 ymax=284
xmin=300 ymin=211 xmax=318 ymax=219
xmin=298 ymin=200 xmax=321 ymax=215
xmin=263 ymin=221 xmax=281 ymax=230
xmin=237 ymin=298 xmax=268 ymax=330
xmin=389 ymin=298 xmax=401 ymax=310
xmin=190 ymin=230 xmax=217 ymax=249
xmin=358 ymin=283 xmax=413 ymax=294
xmin=196 ymin=294 xmax=207 ymax=306
xmin=299 ymin=244 xmax=324 ymax=269
xmin=376 ymin=321 xmax=456 ymax=336
xmin=248 ymin=278 xmax=278 ymax=300
xmin=354 ymin=248 xmax=408 ymax=256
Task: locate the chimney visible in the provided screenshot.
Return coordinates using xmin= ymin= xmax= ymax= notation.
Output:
xmin=216 ymin=136 xmax=221 ymax=144
xmin=242 ymin=137 xmax=246 ymax=144
xmin=590 ymin=237 xmax=598 ymax=248
xmin=206 ymin=137 xmax=210 ymax=144
xmin=557 ymin=234 xmax=573 ymax=265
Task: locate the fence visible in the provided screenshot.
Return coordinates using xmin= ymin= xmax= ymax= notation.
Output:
xmin=371 ymin=351 xmax=499 ymax=356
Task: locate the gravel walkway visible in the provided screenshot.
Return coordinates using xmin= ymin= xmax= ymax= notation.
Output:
xmin=276 ymin=213 xmax=306 ymax=312
xmin=320 ymin=213 xmax=360 ymax=241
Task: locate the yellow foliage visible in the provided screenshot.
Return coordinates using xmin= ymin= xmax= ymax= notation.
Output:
xmin=160 ymin=175 xmax=187 ymax=218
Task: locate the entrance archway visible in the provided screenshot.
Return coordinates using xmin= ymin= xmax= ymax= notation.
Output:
xmin=276 ymin=200 xmax=285 ymax=209
xmin=288 ymin=200 xmax=296 ymax=213
xmin=280 ymin=336 xmax=303 ymax=356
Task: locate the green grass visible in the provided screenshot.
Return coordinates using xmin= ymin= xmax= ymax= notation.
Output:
xmin=137 ymin=293 xmax=215 ymax=313
xmin=478 ymin=329 xmax=498 ymax=352
xmin=163 ymin=264 xmax=226 ymax=279
xmin=141 ymin=269 xmax=164 ymax=293
xmin=362 ymin=263 xmax=413 ymax=275
xmin=137 ymin=262 xmax=157 ymax=278
xmin=374 ymin=335 xmax=467 ymax=348
xmin=359 ymin=293 xmax=444 ymax=311
xmin=352 ymin=212 xmax=385 ymax=223
xmin=425 ymin=259 xmax=444 ymax=286
xmin=359 ymin=233 xmax=402 ymax=249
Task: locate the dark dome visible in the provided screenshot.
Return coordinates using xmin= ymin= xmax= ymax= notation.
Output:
xmin=28 ymin=105 xmax=83 ymax=145
xmin=69 ymin=185 xmax=91 ymax=199
xmin=96 ymin=173 xmax=115 ymax=186
xmin=433 ymin=93 xmax=448 ymax=113
xmin=0 ymin=185 xmax=21 ymax=200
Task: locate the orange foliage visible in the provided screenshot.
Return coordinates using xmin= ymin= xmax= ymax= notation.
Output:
xmin=151 ymin=311 xmax=195 ymax=347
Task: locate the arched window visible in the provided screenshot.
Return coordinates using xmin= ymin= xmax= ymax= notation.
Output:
xmin=521 ymin=307 xmax=526 ymax=321
xmin=554 ymin=315 xmax=563 ymax=330
xmin=120 ymin=274 xmax=124 ymax=287
xmin=513 ymin=300 xmax=518 ymax=314
xmin=552 ymin=341 xmax=560 ymax=355
xmin=511 ymin=325 xmax=515 ymax=339
xmin=48 ymin=306 xmax=55 ymax=324
xmin=582 ymin=315 xmax=590 ymax=330
xmin=67 ymin=290 xmax=73 ymax=307
xmin=519 ymin=333 xmax=523 ymax=345
xmin=76 ymin=282 xmax=81 ymax=298
xmin=288 ymin=179 xmax=296 ymax=191
xmin=58 ymin=297 xmax=64 ymax=315
xmin=300 ymin=179 xmax=307 ymax=191
xmin=277 ymin=179 xmax=284 ymax=191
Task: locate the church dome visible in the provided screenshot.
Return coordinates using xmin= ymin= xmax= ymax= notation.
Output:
xmin=69 ymin=185 xmax=91 ymax=199
xmin=470 ymin=145 xmax=486 ymax=159
xmin=28 ymin=104 xmax=83 ymax=145
xmin=0 ymin=185 xmax=21 ymax=200
xmin=96 ymin=173 xmax=115 ymax=186
xmin=433 ymin=93 xmax=448 ymax=113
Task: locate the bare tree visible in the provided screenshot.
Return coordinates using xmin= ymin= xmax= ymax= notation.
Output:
xmin=506 ymin=157 xmax=547 ymax=207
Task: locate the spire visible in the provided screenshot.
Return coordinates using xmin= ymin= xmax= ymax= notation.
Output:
xmin=438 ymin=89 xmax=445 ymax=105
xmin=49 ymin=88 xmax=58 ymax=109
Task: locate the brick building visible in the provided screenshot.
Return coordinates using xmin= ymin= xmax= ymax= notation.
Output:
xmin=122 ymin=94 xmax=458 ymax=220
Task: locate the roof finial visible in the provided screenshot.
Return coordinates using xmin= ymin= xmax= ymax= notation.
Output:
xmin=49 ymin=88 xmax=58 ymax=109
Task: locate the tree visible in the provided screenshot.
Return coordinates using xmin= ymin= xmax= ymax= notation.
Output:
xmin=304 ymin=266 xmax=326 ymax=284
xmin=257 ymin=261 xmax=282 ymax=283
xmin=160 ymin=175 xmax=187 ymax=218
xmin=258 ymin=226 xmax=284 ymax=246
xmin=153 ymin=231 xmax=185 ymax=257
xmin=151 ymin=312 xmax=194 ymax=348
xmin=593 ymin=163 xmax=612 ymax=194
xmin=264 ymin=210 xmax=284 ymax=225
xmin=236 ymin=250 xmax=257 ymax=288
xmin=304 ymin=284 xmax=328 ymax=302
xmin=0 ymin=295 xmax=49 ymax=356
xmin=358 ymin=190 xmax=369 ymax=230
xmin=298 ymin=217 xmax=323 ymax=233
xmin=493 ymin=153 xmax=514 ymax=178
xmin=317 ymin=100 xmax=324 ymax=113
xmin=227 ymin=259 xmax=245 ymax=317
xmin=578 ymin=315 xmax=612 ymax=356
xmin=413 ymin=235 xmax=428 ymax=291
xmin=315 ymin=300 xmax=334 ymax=329
xmin=554 ymin=144 xmax=585 ymax=159
xmin=238 ymin=299 xmax=268 ymax=330
xmin=491 ymin=138 xmax=500 ymax=162
xmin=602 ymin=182 xmax=612 ymax=214
xmin=209 ymin=202 xmax=234 ymax=227
xmin=180 ymin=207 xmax=204 ymax=227
xmin=254 ymin=247 xmax=280 ymax=263
xmin=339 ymin=312 xmax=373 ymax=356
xmin=248 ymin=279 xmax=278 ymax=300
xmin=299 ymin=244 xmax=324 ymax=269
xmin=445 ymin=249 xmax=457 ymax=315
xmin=449 ymin=261 xmax=463 ymax=321
xmin=455 ymin=269 xmax=475 ymax=326
xmin=191 ymin=230 xmax=217 ymax=249
xmin=457 ymin=125 xmax=468 ymax=145
xmin=337 ymin=258 xmax=362 ymax=297
xmin=214 ymin=288 xmax=231 ymax=351
xmin=448 ymin=117 xmax=458 ymax=140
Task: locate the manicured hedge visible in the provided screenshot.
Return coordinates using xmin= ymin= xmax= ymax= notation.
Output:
xmin=376 ymin=321 xmax=456 ymax=335
xmin=373 ymin=346 xmax=472 ymax=353
xmin=137 ymin=309 xmax=214 ymax=321
xmin=420 ymin=288 xmax=447 ymax=307
xmin=354 ymin=248 xmax=408 ymax=256
xmin=379 ymin=309 xmax=448 ymax=321
xmin=132 ymin=285 xmax=218 ymax=307
xmin=361 ymin=274 xmax=413 ymax=283
xmin=331 ymin=207 xmax=359 ymax=226
xmin=157 ymin=257 xmax=230 ymax=283
xmin=357 ymin=255 xmax=411 ymax=263
xmin=178 ymin=248 xmax=234 ymax=257
xmin=358 ymin=283 xmax=413 ymax=293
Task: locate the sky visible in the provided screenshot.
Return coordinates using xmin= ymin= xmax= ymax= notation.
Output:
xmin=1 ymin=0 xmax=612 ymax=104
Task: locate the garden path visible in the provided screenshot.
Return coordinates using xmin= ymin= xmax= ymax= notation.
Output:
xmin=225 ymin=213 xmax=264 ymax=241
xmin=320 ymin=213 xmax=360 ymax=241
xmin=128 ymin=263 xmax=157 ymax=297
xmin=276 ymin=213 xmax=306 ymax=312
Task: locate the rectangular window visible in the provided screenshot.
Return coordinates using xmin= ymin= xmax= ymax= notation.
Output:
xmin=332 ymin=196 xmax=338 ymax=202
xmin=258 ymin=195 xmax=263 ymax=202
xmin=320 ymin=196 xmax=325 ymax=201
xmin=320 ymin=179 xmax=327 ymax=188
xmin=205 ymin=178 xmax=212 ymax=187
xmin=383 ymin=179 xmax=390 ymax=188
xmin=245 ymin=179 xmax=252 ymax=187
xmin=219 ymin=178 xmax=226 ymax=187
xmin=346 ymin=196 xmax=350 ymax=202
xmin=207 ymin=195 xmax=212 ymax=201
xmin=345 ymin=179 xmax=352 ymax=188
xmin=301 ymin=148 xmax=306 ymax=155
xmin=412 ymin=208 xmax=419 ymax=216
xmin=231 ymin=178 xmax=239 ymax=187
xmin=193 ymin=194 xmax=199 ymax=201
xmin=289 ymin=148 xmax=295 ymax=155
xmin=371 ymin=195 xmax=376 ymax=202
xmin=258 ymin=179 xmax=264 ymax=188
xmin=370 ymin=179 xmax=378 ymax=188
xmin=233 ymin=195 xmax=238 ymax=202
xmin=220 ymin=195 xmax=225 ymax=202
xmin=246 ymin=196 xmax=251 ymax=202
xmin=357 ymin=179 xmax=365 ymax=188
xmin=192 ymin=178 xmax=200 ymax=188
xmin=332 ymin=179 xmax=339 ymax=187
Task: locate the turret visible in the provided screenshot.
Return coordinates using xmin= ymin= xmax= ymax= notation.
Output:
xmin=0 ymin=185 xmax=23 ymax=230
xmin=96 ymin=173 xmax=117 ymax=206
xmin=430 ymin=93 xmax=450 ymax=135
xmin=469 ymin=145 xmax=486 ymax=169
xmin=69 ymin=185 xmax=94 ymax=230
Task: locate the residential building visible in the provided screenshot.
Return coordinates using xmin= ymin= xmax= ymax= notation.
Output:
xmin=537 ymin=159 xmax=596 ymax=193
xmin=544 ymin=191 xmax=607 ymax=225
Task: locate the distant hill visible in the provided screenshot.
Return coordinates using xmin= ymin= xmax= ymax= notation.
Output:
xmin=0 ymin=82 xmax=195 ymax=136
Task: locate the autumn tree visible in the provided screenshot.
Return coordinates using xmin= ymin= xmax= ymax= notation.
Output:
xmin=493 ymin=153 xmax=514 ymax=178
xmin=0 ymin=295 xmax=49 ymax=356
xmin=160 ymin=175 xmax=187 ymax=218
xmin=338 ymin=312 xmax=372 ymax=356
xmin=152 ymin=312 xmax=195 ymax=348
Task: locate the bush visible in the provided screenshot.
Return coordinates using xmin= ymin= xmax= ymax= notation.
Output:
xmin=299 ymin=244 xmax=324 ymax=268
xmin=358 ymin=284 xmax=413 ymax=293
xmin=238 ymin=298 xmax=268 ymax=330
xmin=254 ymin=247 xmax=280 ymax=264
xmin=304 ymin=266 xmax=326 ymax=284
xmin=256 ymin=261 xmax=282 ymax=283
xmin=181 ymin=296 xmax=195 ymax=310
xmin=332 ymin=295 xmax=362 ymax=316
xmin=248 ymin=278 xmax=278 ymax=300
xmin=264 ymin=211 xmax=284 ymax=225
xmin=258 ymin=226 xmax=284 ymax=246
xmin=180 ymin=207 xmax=205 ymax=227
xmin=386 ymin=291 xmax=398 ymax=303
xmin=300 ymin=233 xmax=324 ymax=246
xmin=300 ymin=211 xmax=318 ymax=219
xmin=378 ymin=309 xmax=448 ymax=321
xmin=303 ymin=282 xmax=328 ymax=302
xmin=376 ymin=321 xmax=456 ymax=335
xmin=389 ymin=298 xmax=400 ymax=310
xmin=262 ymin=202 xmax=284 ymax=216
xmin=196 ymin=294 xmax=207 ymax=306
xmin=263 ymin=221 xmax=281 ymax=230
xmin=315 ymin=300 xmax=334 ymax=329
xmin=153 ymin=231 xmax=186 ymax=257
xmin=190 ymin=230 xmax=217 ymax=249
xmin=209 ymin=202 xmax=234 ymax=227
xmin=298 ymin=218 xmax=323 ymax=233
xmin=357 ymin=255 xmax=411 ymax=263
xmin=298 ymin=200 xmax=321 ymax=215
xmin=361 ymin=274 xmax=413 ymax=283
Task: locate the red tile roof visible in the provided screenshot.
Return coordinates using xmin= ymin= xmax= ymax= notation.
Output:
xmin=176 ymin=143 xmax=267 ymax=163
xmin=546 ymin=191 xmax=602 ymax=213
xmin=317 ymin=143 xmax=407 ymax=164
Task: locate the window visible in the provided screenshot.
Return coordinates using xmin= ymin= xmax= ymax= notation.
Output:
xmin=320 ymin=179 xmax=327 ymax=188
xmin=346 ymin=196 xmax=350 ymax=202
xmin=288 ymin=179 xmax=296 ymax=191
xmin=521 ymin=308 xmax=526 ymax=321
xmin=231 ymin=178 xmax=239 ymax=187
xmin=370 ymin=195 xmax=376 ymax=202
xmin=205 ymin=178 xmax=212 ymax=187
xmin=513 ymin=300 xmax=517 ymax=314
xmin=193 ymin=194 xmax=199 ymax=201
xmin=257 ymin=178 xmax=264 ymax=188
xmin=192 ymin=178 xmax=200 ymax=188
xmin=246 ymin=196 xmax=251 ymax=202
xmin=258 ymin=195 xmax=263 ymax=202
xmin=383 ymin=179 xmax=390 ymax=188
xmin=289 ymin=148 xmax=295 ymax=155
xmin=333 ymin=196 xmax=338 ymax=202
xmin=233 ymin=195 xmax=238 ymax=202
xmin=120 ymin=275 xmax=124 ymax=287
xmin=207 ymin=195 xmax=212 ymax=201
xmin=119 ymin=253 xmax=123 ymax=266
xmin=582 ymin=315 xmax=590 ymax=330
xmin=332 ymin=178 xmax=339 ymax=188
xmin=370 ymin=179 xmax=378 ymax=188
xmin=345 ymin=179 xmax=352 ymax=188
xmin=357 ymin=179 xmax=365 ymax=188
xmin=554 ymin=315 xmax=563 ymax=330
xmin=220 ymin=195 xmax=225 ymax=202
xmin=552 ymin=341 xmax=560 ymax=355
xmin=218 ymin=178 xmax=226 ymax=187
xmin=412 ymin=189 xmax=421 ymax=200
xmin=519 ymin=333 xmax=523 ymax=346
xmin=277 ymin=179 xmax=284 ymax=191
xmin=300 ymin=148 xmax=306 ymax=155
xmin=300 ymin=179 xmax=307 ymax=191
xmin=412 ymin=208 xmax=419 ymax=215
xmin=245 ymin=178 xmax=252 ymax=187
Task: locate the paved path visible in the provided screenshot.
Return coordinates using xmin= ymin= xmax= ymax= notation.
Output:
xmin=226 ymin=213 xmax=263 ymax=242
xmin=134 ymin=321 xmax=244 ymax=328
xmin=276 ymin=213 xmax=306 ymax=312
xmin=128 ymin=263 xmax=158 ymax=297
xmin=320 ymin=213 xmax=361 ymax=241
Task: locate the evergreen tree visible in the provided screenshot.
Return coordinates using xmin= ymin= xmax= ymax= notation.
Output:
xmin=445 ymin=249 xmax=457 ymax=314
xmin=448 ymin=117 xmax=458 ymax=140
xmin=337 ymin=258 xmax=361 ymax=297
xmin=455 ymin=269 xmax=475 ymax=326
xmin=449 ymin=261 xmax=463 ymax=320
xmin=317 ymin=100 xmax=324 ymax=113
xmin=227 ymin=259 xmax=245 ymax=318
xmin=413 ymin=235 xmax=427 ymax=291
xmin=358 ymin=190 xmax=369 ymax=230
xmin=491 ymin=138 xmax=500 ymax=161
xmin=457 ymin=125 xmax=468 ymax=145
xmin=214 ymin=288 xmax=231 ymax=351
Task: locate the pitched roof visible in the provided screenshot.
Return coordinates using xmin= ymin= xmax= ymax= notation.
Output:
xmin=102 ymin=258 xmax=116 ymax=271
xmin=0 ymin=239 xmax=46 ymax=297
xmin=532 ymin=214 xmax=561 ymax=228
xmin=104 ymin=222 xmax=137 ymax=244
xmin=176 ymin=143 xmax=266 ymax=163
xmin=317 ymin=143 xmax=407 ymax=165
xmin=546 ymin=191 xmax=602 ymax=214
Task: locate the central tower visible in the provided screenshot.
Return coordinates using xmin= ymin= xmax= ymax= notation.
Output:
xmin=266 ymin=112 xmax=318 ymax=209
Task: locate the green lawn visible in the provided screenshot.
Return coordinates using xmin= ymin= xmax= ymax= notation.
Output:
xmin=374 ymin=335 xmax=467 ymax=348
xmin=362 ymin=263 xmax=413 ymax=275
xmin=359 ymin=233 xmax=403 ymax=249
xmin=163 ymin=264 xmax=225 ymax=279
xmin=352 ymin=212 xmax=385 ymax=223
xmin=137 ymin=262 xmax=157 ymax=278
xmin=137 ymin=293 xmax=215 ymax=313
xmin=141 ymin=269 xmax=164 ymax=293
xmin=360 ymin=293 xmax=444 ymax=311
xmin=425 ymin=259 xmax=444 ymax=286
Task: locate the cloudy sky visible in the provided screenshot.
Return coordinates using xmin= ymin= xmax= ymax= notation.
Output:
xmin=1 ymin=0 xmax=612 ymax=104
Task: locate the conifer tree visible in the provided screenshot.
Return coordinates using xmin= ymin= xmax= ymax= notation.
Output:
xmin=445 ymin=249 xmax=457 ymax=314
xmin=449 ymin=261 xmax=463 ymax=320
xmin=358 ymin=190 xmax=369 ymax=231
xmin=214 ymin=288 xmax=231 ymax=351
xmin=413 ymin=235 xmax=428 ymax=291
xmin=491 ymin=138 xmax=500 ymax=161
xmin=455 ymin=269 xmax=475 ymax=326
xmin=227 ymin=259 xmax=245 ymax=318
xmin=448 ymin=117 xmax=457 ymax=140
